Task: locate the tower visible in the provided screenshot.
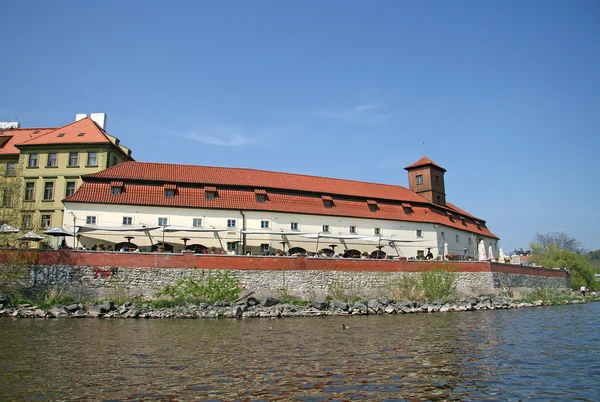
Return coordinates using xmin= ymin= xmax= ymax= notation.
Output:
xmin=404 ymin=156 xmax=446 ymax=206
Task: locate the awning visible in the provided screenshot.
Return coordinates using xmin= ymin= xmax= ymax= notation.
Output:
xmin=0 ymin=224 xmax=20 ymax=233
xmin=77 ymin=225 xmax=162 ymax=233
xmin=161 ymin=226 xmax=232 ymax=233
xmin=301 ymin=233 xmax=365 ymax=240
xmin=241 ymin=230 xmax=309 ymax=236
xmin=360 ymin=236 xmax=428 ymax=243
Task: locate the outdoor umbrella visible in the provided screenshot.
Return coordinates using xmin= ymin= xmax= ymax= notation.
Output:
xmin=478 ymin=240 xmax=487 ymax=261
xmin=489 ymin=245 xmax=495 ymax=261
xmin=444 ymin=242 xmax=449 ymax=260
xmin=0 ymin=224 xmax=20 ymax=233
xmin=498 ymin=248 xmax=506 ymax=263
xmin=44 ymin=227 xmax=75 ymax=236
xmin=19 ymin=231 xmax=45 ymax=241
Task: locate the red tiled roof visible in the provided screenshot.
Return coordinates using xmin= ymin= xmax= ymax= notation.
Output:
xmin=17 ymin=117 xmax=114 ymax=146
xmin=0 ymin=128 xmax=55 ymax=155
xmin=65 ymin=182 xmax=498 ymax=238
xmin=204 ymin=186 xmax=217 ymax=192
xmin=164 ymin=184 xmax=177 ymax=190
xmin=401 ymin=203 xmax=412 ymax=208
xmin=366 ymin=199 xmax=377 ymax=205
xmin=86 ymin=161 xmax=429 ymax=204
xmin=404 ymin=156 xmax=446 ymax=172
xmin=321 ymin=195 xmax=333 ymax=201
xmin=254 ymin=189 xmax=267 ymax=195
xmin=110 ymin=181 xmax=123 ymax=187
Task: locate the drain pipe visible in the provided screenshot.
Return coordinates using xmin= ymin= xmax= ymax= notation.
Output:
xmin=240 ymin=210 xmax=246 ymax=254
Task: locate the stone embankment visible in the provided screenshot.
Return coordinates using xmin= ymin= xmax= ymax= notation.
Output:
xmin=0 ymin=295 xmax=594 ymax=319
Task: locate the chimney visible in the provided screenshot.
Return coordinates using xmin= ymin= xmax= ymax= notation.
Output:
xmin=90 ymin=113 xmax=107 ymax=130
xmin=75 ymin=114 xmax=87 ymax=121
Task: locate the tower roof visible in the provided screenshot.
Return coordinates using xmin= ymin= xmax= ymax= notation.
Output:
xmin=404 ymin=156 xmax=446 ymax=172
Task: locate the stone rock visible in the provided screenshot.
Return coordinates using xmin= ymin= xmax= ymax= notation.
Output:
xmin=65 ymin=304 xmax=80 ymax=313
xmin=311 ymin=300 xmax=329 ymax=310
xmin=333 ymin=300 xmax=348 ymax=311
xmin=246 ymin=297 xmax=258 ymax=306
xmin=232 ymin=305 xmax=244 ymax=318
xmin=84 ymin=302 xmax=102 ymax=317
xmin=48 ymin=307 xmax=66 ymax=318
xmin=378 ymin=296 xmax=390 ymax=306
xmin=399 ymin=305 xmax=412 ymax=314
xmin=34 ymin=309 xmax=46 ymax=318
xmin=262 ymin=297 xmax=278 ymax=307
xmin=439 ymin=306 xmax=450 ymax=312
xmin=101 ymin=301 xmax=115 ymax=312
xmin=384 ymin=305 xmax=397 ymax=314
xmin=72 ymin=309 xmax=88 ymax=318
xmin=353 ymin=301 xmax=367 ymax=314
xmin=0 ymin=293 xmax=11 ymax=308
xmin=125 ymin=308 xmax=141 ymax=318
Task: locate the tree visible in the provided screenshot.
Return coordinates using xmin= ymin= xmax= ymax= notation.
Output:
xmin=530 ymin=245 xmax=596 ymax=290
xmin=585 ymin=250 xmax=600 ymax=271
xmin=532 ymin=232 xmax=585 ymax=254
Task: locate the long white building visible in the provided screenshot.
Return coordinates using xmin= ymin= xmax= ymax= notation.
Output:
xmin=62 ymin=156 xmax=499 ymax=258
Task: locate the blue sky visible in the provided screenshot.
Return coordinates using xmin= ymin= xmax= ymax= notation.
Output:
xmin=2 ymin=1 xmax=599 ymax=252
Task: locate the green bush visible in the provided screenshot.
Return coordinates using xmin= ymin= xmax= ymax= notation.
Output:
xmin=386 ymin=273 xmax=422 ymax=301
xmin=155 ymin=270 xmax=240 ymax=305
xmin=419 ymin=263 xmax=457 ymax=302
xmin=521 ymin=288 xmax=576 ymax=304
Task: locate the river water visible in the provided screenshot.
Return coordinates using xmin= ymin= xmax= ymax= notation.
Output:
xmin=1 ymin=303 xmax=599 ymax=401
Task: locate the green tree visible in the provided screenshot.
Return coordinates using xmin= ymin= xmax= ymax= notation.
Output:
xmin=530 ymin=245 xmax=596 ymax=290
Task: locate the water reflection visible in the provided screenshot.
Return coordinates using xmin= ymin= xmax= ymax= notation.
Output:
xmin=1 ymin=303 xmax=599 ymax=400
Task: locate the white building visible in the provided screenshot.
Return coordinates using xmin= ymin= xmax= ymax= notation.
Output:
xmin=62 ymin=157 xmax=499 ymax=258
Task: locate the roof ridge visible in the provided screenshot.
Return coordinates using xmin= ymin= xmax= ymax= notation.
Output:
xmin=16 ymin=117 xmax=113 ymax=146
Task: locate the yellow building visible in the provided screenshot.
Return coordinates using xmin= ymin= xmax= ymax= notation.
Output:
xmin=0 ymin=114 xmax=132 ymax=239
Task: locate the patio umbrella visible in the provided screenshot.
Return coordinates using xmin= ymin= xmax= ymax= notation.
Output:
xmin=0 ymin=224 xmax=20 ymax=233
xmin=44 ymin=227 xmax=75 ymax=236
xmin=488 ymin=245 xmax=495 ymax=261
xmin=498 ymin=248 xmax=505 ymax=263
xmin=19 ymin=231 xmax=44 ymax=241
xmin=478 ymin=240 xmax=487 ymax=261
xmin=444 ymin=242 xmax=449 ymax=260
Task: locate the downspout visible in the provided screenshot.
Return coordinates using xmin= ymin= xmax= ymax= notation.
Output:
xmin=240 ymin=210 xmax=246 ymax=254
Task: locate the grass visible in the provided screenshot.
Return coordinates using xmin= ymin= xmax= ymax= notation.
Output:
xmin=154 ymin=270 xmax=241 ymax=305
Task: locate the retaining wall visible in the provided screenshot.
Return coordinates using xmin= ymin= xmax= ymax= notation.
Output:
xmin=1 ymin=250 xmax=570 ymax=300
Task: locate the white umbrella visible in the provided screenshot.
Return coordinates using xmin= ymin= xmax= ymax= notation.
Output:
xmin=19 ymin=231 xmax=44 ymax=241
xmin=478 ymin=240 xmax=487 ymax=261
xmin=443 ymin=242 xmax=449 ymax=260
xmin=498 ymin=248 xmax=505 ymax=263
xmin=488 ymin=245 xmax=495 ymax=261
xmin=0 ymin=224 xmax=20 ymax=233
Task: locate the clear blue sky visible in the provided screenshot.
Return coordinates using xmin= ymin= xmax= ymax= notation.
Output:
xmin=2 ymin=1 xmax=599 ymax=252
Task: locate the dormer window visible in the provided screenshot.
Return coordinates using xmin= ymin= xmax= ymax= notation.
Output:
xmin=205 ymin=186 xmax=217 ymax=200
xmin=322 ymin=195 xmax=334 ymax=208
xmin=164 ymin=184 xmax=176 ymax=198
xmin=254 ymin=189 xmax=267 ymax=203
xmin=446 ymin=211 xmax=455 ymax=222
xmin=460 ymin=216 xmax=466 ymax=225
xmin=367 ymin=199 xmax=378 ymax=212
xmin=110 ymin=181 xmax=123 ymax=196
xmin=402 ymin=203 xmax=413 ymax=215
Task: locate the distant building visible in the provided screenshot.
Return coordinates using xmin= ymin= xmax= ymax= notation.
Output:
xmin=0 ymin=114 xmax=133 ymax=234
xmin=63 ymin=156 xmax=499 ymax=257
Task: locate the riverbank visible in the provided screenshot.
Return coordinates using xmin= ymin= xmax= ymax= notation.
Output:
xmin=1 ymin=293 xmax=597 ymax=319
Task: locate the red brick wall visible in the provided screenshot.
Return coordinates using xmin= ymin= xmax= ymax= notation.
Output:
xmin=0 ymin=249 xmax=568 ymax=279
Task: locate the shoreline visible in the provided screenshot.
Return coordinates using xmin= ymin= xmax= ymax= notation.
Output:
xmin=1 ymin=294 xmax=597 ymax=319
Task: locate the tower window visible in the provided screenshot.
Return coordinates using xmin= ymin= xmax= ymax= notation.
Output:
xmin=416 ymin=175 xmax=423 ymax=185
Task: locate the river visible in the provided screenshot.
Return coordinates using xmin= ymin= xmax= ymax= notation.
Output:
xmin=1 ymin=303 xmax=599 ymax=401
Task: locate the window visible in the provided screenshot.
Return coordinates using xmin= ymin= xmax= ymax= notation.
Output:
xmin=165 ymin=189 xmax=175 ymax=198
xmin=441 ymin=231 xmax=445 ymax=238
xmin=416 ymin=229 xmax=423 ymax=237
xmin=22 ymin=214 xmax=32 ymax=230
xmin=87 ymin=152 xmax=97 ymax=166
xmin=226 ymin=242 xmax=236 ymax=251
xmin=290 ymin=222 xmax=299 ymax=231
xmin=122 ymin=216 xmax=132 ymax=226
xmin=227 ymin=219 xmax=236 ymax=228
xmin=349 ymin=226 xmax=357 ymax=234
xmin=111 ymin=186 xmax=122 ymax=196
xmin=256 ymin=194 xmax=266 ymax=203
xmin=77 ymin=132 xmax=85 ymax=137
xmin=192 ymin=218 xmax=202 ymax=227
xmin=324 ymin=200 xmax=333 ymax=208
xmin=28 ymin=153 xmax=38 ymax=167
xmin=260 ymin=243 xmax=270 ymax=253
xmin=65 ymin=181 xmax=76 ymax=197
xmin=417 ymin=250 xmax=424 ymax=259
xmin=158 ymin=217 xmax=168 ymax=226
xmin=86 ymin=216 xmax=97 ymax=225
xmin=436 ymin=175 xmax=440 ymax=185
xmin=416 ymin=175 xmax=423 ymax=185
xmin=5 ymin=162 xmax=15 ymax=176
xmin=437 ymin=195 xmax=441 ymax=204
xmin=68 ymin=152 xmax=78 ymax=167
xmin=43 ymin=182 xmax=54 ymax=200
xmin=57 ymin=133 xmax=65 ymax=137
xmin=41 ymin=215 xmax=51 ymax=229
xmin=206 ymin=192 xmax=215 ymax=200
xmin=456 ymin=234 xmax=460 ymax=242
xmin=260 ymin=220 xmax=270 ymax=229
xmin=111 ymin=156 xmax=117 ymax=166
xmin=369 ymin=204 xmax=378 ymax=212
xmin=25 ymin=182 xmax=35 ymax=201
xmin=374 ymin=227 xmax=381 ymax=235
xmin=47 ymin=153 xmax=57 ymax=167
xmin=468 ymin=238 xmax=473 ymax=245
xmin=2 ymin=189 xmax=12 ymax=207
xmin=322 ymin=224 xmax=330 ymax=233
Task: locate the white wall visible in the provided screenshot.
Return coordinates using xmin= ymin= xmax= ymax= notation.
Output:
xmin=63 ymin=202 xmax=498 ymax=257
